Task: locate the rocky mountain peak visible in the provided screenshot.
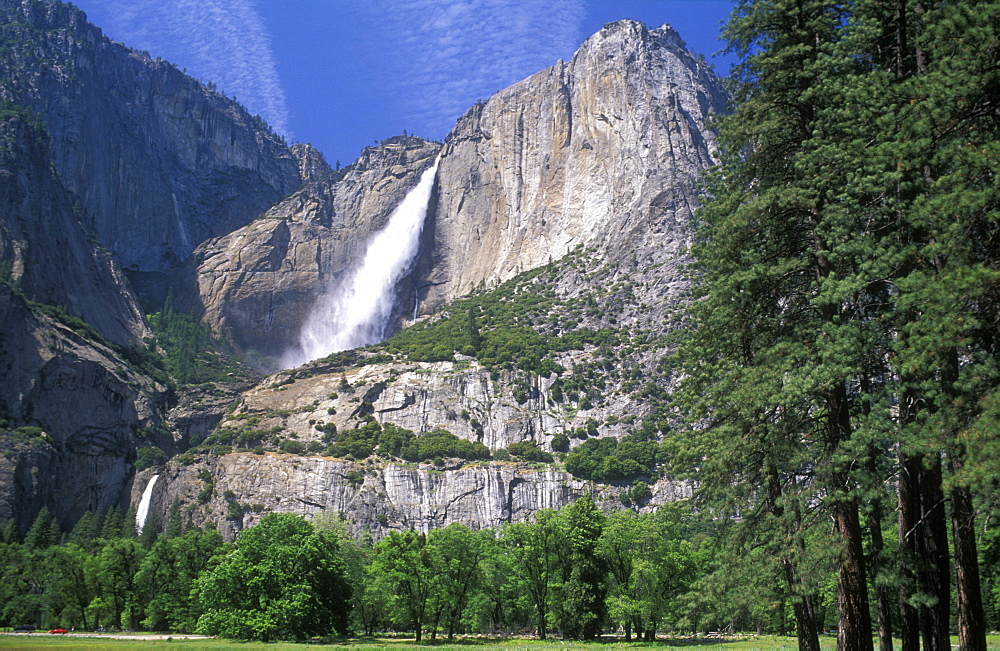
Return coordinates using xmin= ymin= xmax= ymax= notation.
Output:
xmin=290 ymin=143 xmax=332 ymax=183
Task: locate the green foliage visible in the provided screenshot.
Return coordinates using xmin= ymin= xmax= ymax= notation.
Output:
xmin=323 ymin=422 xmax=489 ymax=464
xmin=147 ymin=293 xmax=256 ymax=386
xmin=667 ymin=0 xmax=1000 ymax=646
xmin=277 ymin=439 xmax=306 ymax=455
xmin=400 ymin=428 xmax=490 ymax=463
xmin=24 ymin=507 xmax=57 ymax=549
xmin=506 ymin=440 xmax=554 ymax=463
xmin=553 ymin=496 xmax=607 ymax=639
xmin=550 ymin=433 xmax=570 ymax=453
xmin=380 ymin=264 xmax=620 ymax=374
xmin=564 ymin=434 xmax=659 ymax=482
xmin=1 ymin=426 xmax=48 ymax=447
xmin=134 ymin=447 xmax=167 ymax=471
xmin=368 ymin=529 xmax=435 ymax=642
xmin=136 ymin=528 xmax=222 ymax=632
xmin=196 ymin=513 xmax=351 ymax=641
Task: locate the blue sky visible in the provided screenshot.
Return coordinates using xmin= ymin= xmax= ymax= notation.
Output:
xmin=72 ymin=0 xmax=735 ymax=168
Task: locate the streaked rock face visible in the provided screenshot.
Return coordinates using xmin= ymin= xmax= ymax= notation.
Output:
xmin=418 ymin=20 xmax=725 ymax=312
xmin=189 ymin=21 xmax=724 ymax=364
xmin=144 ymin=20 xmax=724 ymax=535
xmin=138 ymin=453 xmax=692 ymax=540
xmin=0 ymin=5 xmax=723 ymax=536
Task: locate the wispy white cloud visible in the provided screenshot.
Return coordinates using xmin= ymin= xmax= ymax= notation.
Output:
xmin=74 ymin=0 xmax=290 ymax=138
xmin=361 ymin=0 xmax=585 ymax=139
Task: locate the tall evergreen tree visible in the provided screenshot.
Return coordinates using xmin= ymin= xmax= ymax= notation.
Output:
xmin=675 ymin=1 xmax=998 ymax=650
xmin=24 ymin=507 xmax=58 ymax=549
xmin=673 ymin=0 xmax=882 ymax=647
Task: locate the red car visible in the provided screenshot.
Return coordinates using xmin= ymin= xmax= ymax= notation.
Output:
xmin=48 ymin=628 xmax=67 ymax=634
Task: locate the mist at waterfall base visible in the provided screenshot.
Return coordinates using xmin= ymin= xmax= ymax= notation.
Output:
xmin=281 ymin=159 xmax=440 ymax=369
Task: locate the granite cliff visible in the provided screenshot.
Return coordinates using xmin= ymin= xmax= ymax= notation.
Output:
xmin=0 ymin=0 xmax=302 ymax=279
xmin=0 ymin=3 xmax=726 ymax=538
xmin=137 ymin=20 xmax=724 ymax=537
xmin=0 ymin=112 xmax=173 ymax=530
xmin=0 ymin=0 xmax=299 ymax=531
xmin=419 ymin=20 xmax=724 ymax=312
xmin=187 ymin=20 xmax=724 ymax=365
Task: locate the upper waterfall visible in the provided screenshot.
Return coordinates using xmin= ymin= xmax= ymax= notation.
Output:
xmin=282 ymin=157 xmax=441 ymax=368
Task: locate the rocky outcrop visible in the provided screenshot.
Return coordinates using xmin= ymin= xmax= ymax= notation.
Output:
xmin=0 ymin=282 xmax=166 ymax=530
xmin=415 ymin=20 xmax=725 ymax=313
xmin=218 ymin=352 xmax=654 ymax=453
xmin=0 ymin=8 xmax=726 ymax=536
xmin=186 ymin=138 xmax=440 ymax=362
xmin=290 ymin=143 xmax=332 ymax=183
xmin=0 ymin=0 xmax=302 ymax=275
xmin=129 ymin=20 xmax=723 ymax=534
xmin=136 ymin=452 xmax=692 ymax=540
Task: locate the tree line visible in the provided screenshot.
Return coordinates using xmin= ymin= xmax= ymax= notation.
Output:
xmin=0 ymin=497 xmax=803 ymax=641
xmin=2 ymin=492 xmax=999 ymax=642
xmin=668 ymin=1 xmax=998 ymax=650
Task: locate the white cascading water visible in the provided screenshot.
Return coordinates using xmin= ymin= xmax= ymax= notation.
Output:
xmin=135 ymin=475 xmax=159 ymax=534
xmin=281 ymin=157 xmax=440 ymax=369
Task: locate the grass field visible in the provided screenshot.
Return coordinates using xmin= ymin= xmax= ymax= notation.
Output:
xmin=1 ymin=633 xmax=998 ymax=650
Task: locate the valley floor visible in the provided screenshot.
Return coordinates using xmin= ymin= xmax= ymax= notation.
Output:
xmin=3 ymin=633 xmax=1000 ymax=649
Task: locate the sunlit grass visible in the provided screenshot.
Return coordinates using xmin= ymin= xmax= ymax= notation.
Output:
xmin=2 ymin=633 xmax=999 ymax=650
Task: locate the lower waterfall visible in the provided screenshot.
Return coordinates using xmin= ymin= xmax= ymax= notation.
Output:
xmin=282 ymin=157 xmax=440 ymax=369
xmin=135 ymin=475 xmax=159 ymax=534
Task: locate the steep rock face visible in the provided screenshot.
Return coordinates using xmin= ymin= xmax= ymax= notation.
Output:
xmin=185 ymin=21 xmax=724 ymax=364
xmin=186 ymin=138 xmax=440 ymax=361
xmin=137 ymin=453 xmax=691 ymax=540
xmin=0 ymin=0 xmax=301 ymax=274
xmin=290 ymin=143 xmax=332 ymax=183
xmin=0 ymin=67 xmax=171 ymax=535
xmin=0 ymin=113 xmax=147 ymax=347
xmin=131 ymin=21 xmax=724 ymax=533
xmin=0 ymin=283 xmax=166 ymax=531
xmin=417 ymin=20 xmax=724 ymax=313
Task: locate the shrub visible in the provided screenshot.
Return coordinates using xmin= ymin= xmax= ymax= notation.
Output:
xmin=563 ymin=435 xmax=659 ymax=482
xmin=135 ymin=447 xmax=168 ymax=471
xmin=506 ymin=440 xmax=554 ymax=463
xmin=278 ymin=440 xmax=306 ymax=455
xmin=550 ymin=433 xmax=570 ymax=453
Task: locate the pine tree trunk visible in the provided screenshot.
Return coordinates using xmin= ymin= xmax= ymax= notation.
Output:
xmin=897 ymin=448 xmax=921 ymax=649
xmin=951 ymin=483 xmax=987 ymax=651
xmin=919 ymin=455 xmax=950 ymax=651
xmin=868 ymin=497 xmax=893 ymax=651
xmin=784 ymin=559 xmax=820 ymax=651
xmin=835 ymin=499 xmax=874 ymax=651
xmin=863 ymin=397 xmax=893 ymax=651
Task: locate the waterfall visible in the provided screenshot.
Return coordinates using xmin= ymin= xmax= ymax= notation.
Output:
xmin=135 ymin=475 xmax=159 ymax=534
xmin=282 ymin=157 xmax=440 ymax=368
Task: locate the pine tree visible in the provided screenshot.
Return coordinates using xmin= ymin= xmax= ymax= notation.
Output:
xmin=24 ymin=506 xmax=57 ymax=549
xmin=673 ymin=0 xmax=887 ymax=647
xmin=165 ymin=501 xmax=183 ymax=539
